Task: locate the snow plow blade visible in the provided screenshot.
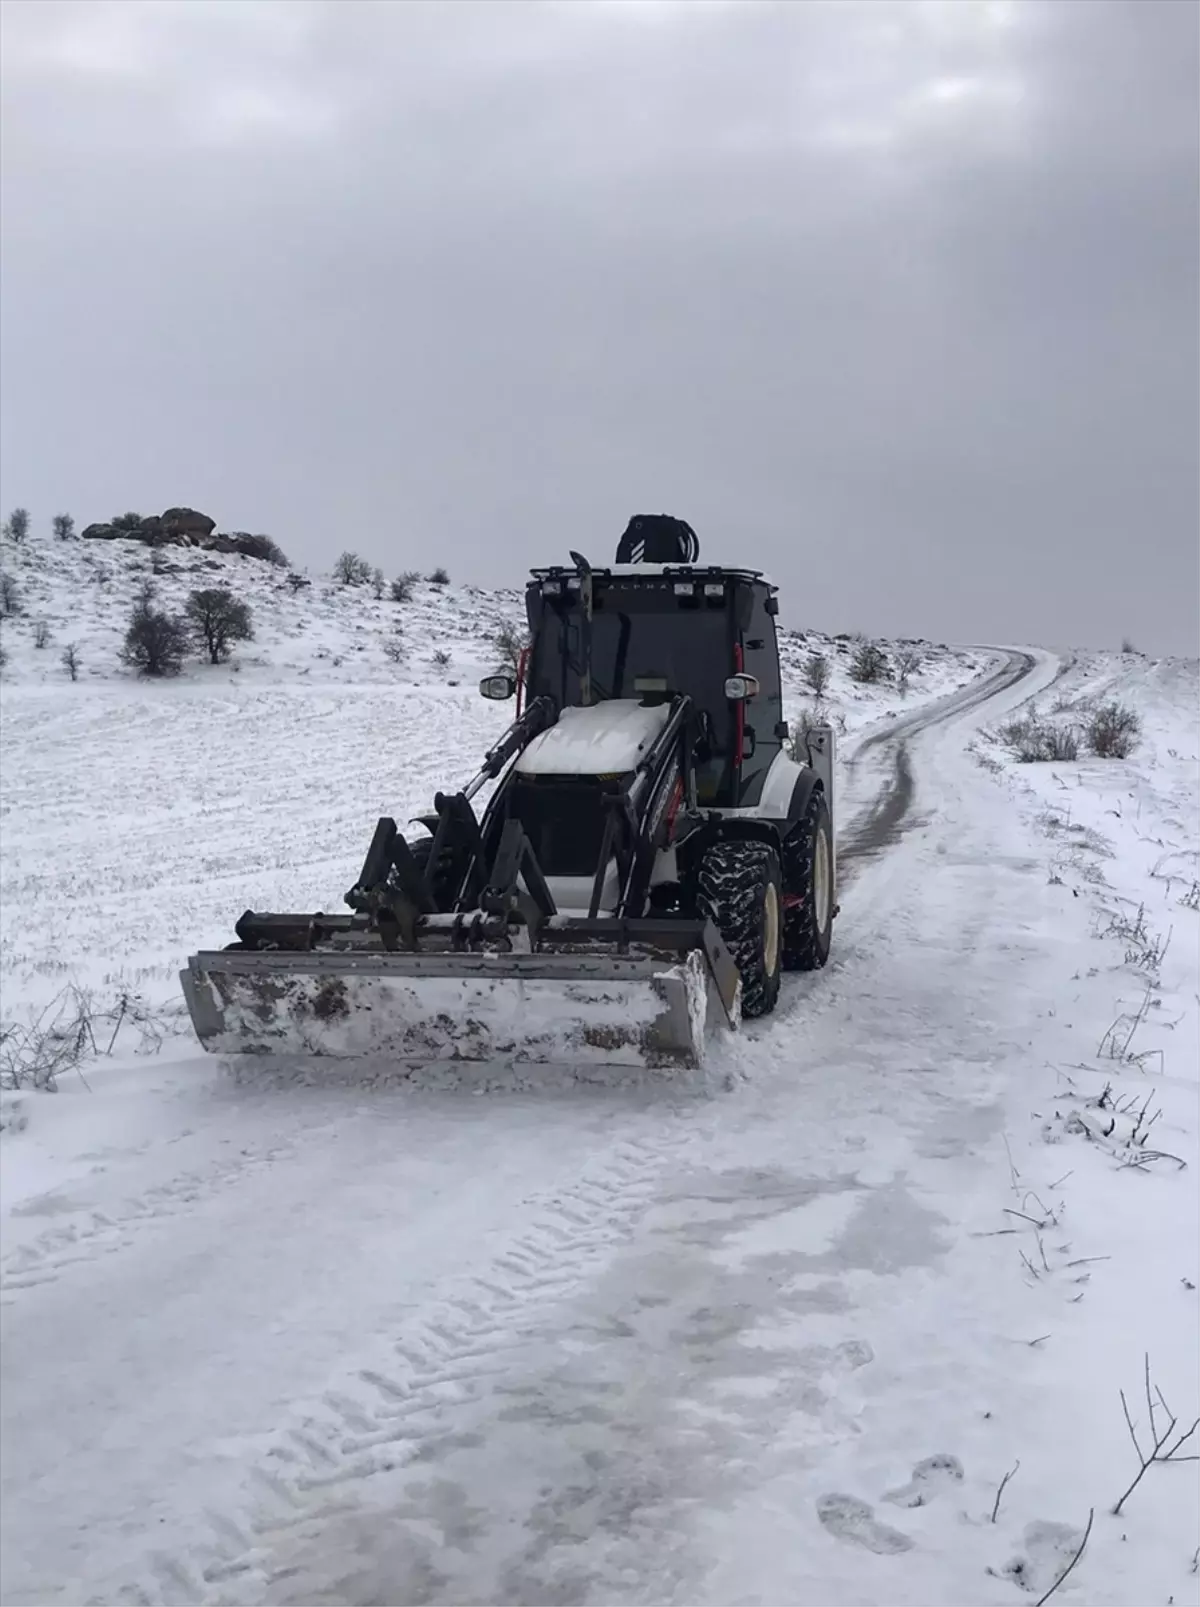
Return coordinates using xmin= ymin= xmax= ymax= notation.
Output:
xmin=180 ymin=917 xmax=740 ymax=1071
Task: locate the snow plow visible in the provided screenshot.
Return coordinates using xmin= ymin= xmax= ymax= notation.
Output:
xmin=180 ymin=516 xmax=837 ymax=1070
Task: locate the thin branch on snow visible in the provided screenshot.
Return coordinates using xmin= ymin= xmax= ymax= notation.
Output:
xmin=1018 ymin=1248 xmax=1041 ymax=1281
xmin=1111 ymin=1355 xmax=1200 ymax=1516
xmin=990 ymin=1460 xmax=1020 ymax=1523
xmin=1033 ymin=1508 xmax=1093 ymax=1607
xmin=1002 ymin=1134 xmax=1023 ymax=1196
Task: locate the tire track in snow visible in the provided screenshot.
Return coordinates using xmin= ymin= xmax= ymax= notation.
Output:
xmin=0 ymin=1108 xmax=349 ymax=1305
xmin=110 ymin=1127 xmax=699 ymax=1606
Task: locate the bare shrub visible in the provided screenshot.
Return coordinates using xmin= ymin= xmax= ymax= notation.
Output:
xmin=895 ymin=645 xmax=923 ymax=694
xmin=998 ymin=709 xmax=1080 ymax=762
xmin=52 ymin=513 xmax=75 ymax=540
xmin=120 ymin=598 xmax=189 ymax=677
xmin=1120 ymin=637 xmax=1136 ymax=655
xmin=849 ymin=641 xmax=890 ymax=684
xmin=185 ymin=586 xmax=254 ymax=664
xmin=802 ymin=652 xmax=831 ymax=697
xmin=383 ymin=630 xmax=406 ymax=663
xmin=33 ymin=620 xmax=51 ymax=649
xmin=111 ymin=511 xmax=143 ymax=533
xmin=1086 ymin=701 xmax=1141 ymax=759
xmin=286 ymin=570 xmax=311 ymax=592
xmin=334 ymin=550 xmax=373 ymax=586
xmin=230 ymin=532 xmax=289 ymax=566
xmin=493 ymin=619 xmax=528 ymax=674
xmin=372 ymin=567 xmax=385 ymax=600
xmin=0 ymin=572 xmax=21 ymax=616
xmin=3 ymin=507 xmax=30 ymax=543
xmin=432 ymin=648 xmax=452 ymax=668
xmin=0 ymin=641 xmax=6 ymax=670
xmin=390 ymin=571 xmax=420 ymax=603
xmin=61 ymin=643 xmax=81 ymax=681
xmin=0 ymin=983 xmax=172 ymax=1091
xmin=428 ymin=566 xmax=450 ymax=585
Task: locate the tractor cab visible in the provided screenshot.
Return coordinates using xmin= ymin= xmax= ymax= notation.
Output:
xmin=517 ymin=537 xmax=787 ymax=812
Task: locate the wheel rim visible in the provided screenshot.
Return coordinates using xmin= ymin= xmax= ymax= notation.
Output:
xmin=763 ymin=881 xmax=780 ymax=977
xmin=813 ymin=827 xmax=831 ymax=932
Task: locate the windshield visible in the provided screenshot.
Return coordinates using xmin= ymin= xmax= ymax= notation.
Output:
xmin=534 ymin=600 xmax=731 ymax=719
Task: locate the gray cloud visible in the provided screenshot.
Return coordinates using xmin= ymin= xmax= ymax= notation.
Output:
xmin=1 ymin=0 xmax=1196 ymax=653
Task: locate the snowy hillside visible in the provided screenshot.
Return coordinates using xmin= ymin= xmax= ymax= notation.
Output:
xmin=0 ymin=530 xmax=990 ymax=1019
xmin=0 ymin=530 xmax=528 ymax=688
xmin=0 ymin=528 xmax=987 ymax=707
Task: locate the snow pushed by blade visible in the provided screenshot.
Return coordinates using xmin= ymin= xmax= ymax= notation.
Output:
xmin=190 ymin=947 xmax=716 ymax=1073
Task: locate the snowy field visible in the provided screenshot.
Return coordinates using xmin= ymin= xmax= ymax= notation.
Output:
xmin=1 ymin=533 xmax=1197 ymax=1607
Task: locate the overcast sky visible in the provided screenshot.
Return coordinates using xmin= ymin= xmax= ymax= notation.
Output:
xmin=1 ymin=0 xmax=1196 ymax=654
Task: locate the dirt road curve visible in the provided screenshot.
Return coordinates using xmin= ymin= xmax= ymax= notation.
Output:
xmin=839 ymin=649 xmax=1037 ymax=869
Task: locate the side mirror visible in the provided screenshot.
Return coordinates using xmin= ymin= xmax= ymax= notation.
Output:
xmin=480 ymin=673 xmax=517 ymax=701
xmin=724 ymin=673 xmax=761 ymax=701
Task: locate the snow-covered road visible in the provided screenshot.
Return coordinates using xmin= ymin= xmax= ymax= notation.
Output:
xmin=3 ymin=645 xmax=1197 ymax=1607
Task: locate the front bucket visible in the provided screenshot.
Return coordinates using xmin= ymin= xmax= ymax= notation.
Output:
xmin=181 ymin=945 xmax=727 ymax=1069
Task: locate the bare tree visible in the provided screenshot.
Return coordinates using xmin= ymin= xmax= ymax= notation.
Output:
xmin=802 ymin=652 xmax=831 ymax=697
xmin=372 ymin=567 xmax=385 ymax=600
xmin=52 ymin=513 xmax=75 ymax=541
xmin=0 ymin=573 xmax=21 ymax=616
xmin=61 ymin=643 xmax=81 ymax=681
xmin=849 ymin=641 xmax=890 ymax=684
xmin=4 ymin=507 xmax=30 ymax=543
xmin=390 ymin=571 xmax=420 ymax=603
xmin=334 ymin=551 xmax=373 ymax=586
xmin=120 ymin=599 xmax=189 ymax=677
xmin=428 ymin=567 xmax=450 ymax=585
xmin=111 ymin=511 xmax=143 ymax=533
xmin=493 ymin=619 xmax=528 ymax=674
xmin=185 ymin=587 xmax=254 ymax=664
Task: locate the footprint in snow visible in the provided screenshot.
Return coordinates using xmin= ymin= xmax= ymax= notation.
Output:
xmin=995 ymin=1519 xmax=1089 ymax=1595
xmin=817 ymin=1494 xmax=914 ymax=1554
xmin=883 ymin=1452 xmax=965 ymax=1508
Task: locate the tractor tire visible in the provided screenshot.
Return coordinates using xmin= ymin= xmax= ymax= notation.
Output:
xmin=696 ymin=839 xmax=783 ymax=1019
xmin=781 ymin=787 xmax=834 ymax=971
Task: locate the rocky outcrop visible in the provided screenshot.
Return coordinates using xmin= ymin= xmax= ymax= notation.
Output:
xmin=80 ymin=509 xmax=286 ymax=565
xmin=161 ymin=507 xmax=216 ymax=541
